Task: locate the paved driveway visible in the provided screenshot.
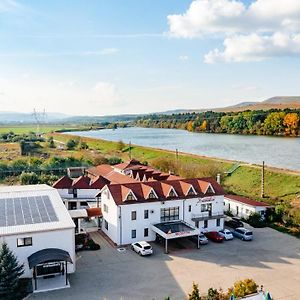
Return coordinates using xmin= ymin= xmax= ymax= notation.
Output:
xmin=29 ymin=227 xmax=300 ymax=300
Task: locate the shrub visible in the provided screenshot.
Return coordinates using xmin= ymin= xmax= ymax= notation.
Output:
xmin=107 ymin=157 xmax=122 ymax=165
xmin=20 ymin=172 xmax=39 ymax=185
xmin=246 ymin=212 xmax=266 ymax=228
xmin=66 ymin=139 xmax=79 ymax=150
xmin=188 ymin=282 xmax=201 ymax=300
xmin=232 ymin=278 xmax=258 ymax=298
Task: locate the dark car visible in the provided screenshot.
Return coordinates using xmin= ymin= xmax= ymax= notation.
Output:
xmin=204 ymin=231 xmax=224 ymax=242
xmin=225 ymin=217 xmax=244 ymax=229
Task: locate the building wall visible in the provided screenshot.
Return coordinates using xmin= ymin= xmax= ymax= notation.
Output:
xmin=0 ymin=228 xmax=75 ymax=278
xmin=57 ymin=188 xmax=100 ymax=199
xmin=224 ymin=197 xmax=267 ymax=219
xmin=101 ymin=189 xmax=225 ymax=245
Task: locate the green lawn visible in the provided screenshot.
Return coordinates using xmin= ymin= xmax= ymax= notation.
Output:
xmin=0 ymin=124 xmax=90 ymax=135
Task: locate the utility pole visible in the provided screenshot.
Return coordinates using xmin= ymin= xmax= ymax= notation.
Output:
xmin=261 ymin=161 xmax=265 ymax=198
xmin=129 ymin=141 xmax=132 ymax=160
xmin=175 ymin=148 xmax=179 ymax=174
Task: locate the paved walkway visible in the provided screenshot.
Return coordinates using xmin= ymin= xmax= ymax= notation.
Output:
xmin=29 ymin=228 xmax=300 ymax=300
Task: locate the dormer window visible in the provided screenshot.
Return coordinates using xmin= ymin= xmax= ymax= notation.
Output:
xmin=168 ymin=188 xmax=177 ymax=198
xmin=187 ymin=186 xmax=196 ymax=196
xmin=126 ymin=192 xmax=135 ymax=201
xmin=205 ymin=184 xmax=215 ymax=194
xmin=148 ymin=190 xmax=157 ymax=199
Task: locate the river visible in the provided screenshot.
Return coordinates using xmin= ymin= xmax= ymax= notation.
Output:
xmin=70 ymin=127 xmax=300 ymax=172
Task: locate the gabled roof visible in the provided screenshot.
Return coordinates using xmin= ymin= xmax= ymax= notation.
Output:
xmin=90 ymin=176 xmax=110 ymax=189
xmin=72 ymin=176 xmax=91 ymax=189
xmin=53 ymin=175 xmax=73 ymax=189
xmin=225 ymin=194 xmax=271 ymax=207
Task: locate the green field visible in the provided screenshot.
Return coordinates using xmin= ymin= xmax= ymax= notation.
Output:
xmin=0 ymin=124 xmax=91 ymax=135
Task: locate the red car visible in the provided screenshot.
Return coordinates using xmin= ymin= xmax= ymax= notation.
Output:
xmin=204 ymin=231 xmax=224 ymax=242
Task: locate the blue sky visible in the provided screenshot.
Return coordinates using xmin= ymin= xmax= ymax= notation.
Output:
xmin=0 ymin=0 xmax=300 ymax=115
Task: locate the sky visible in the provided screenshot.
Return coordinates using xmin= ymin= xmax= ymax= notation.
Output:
xmin=0 ymin=0 xmax=300 ymax=116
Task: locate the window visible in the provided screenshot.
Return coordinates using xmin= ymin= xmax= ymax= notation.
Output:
xmin=103 ymin=204 xmax=108 ymax=213
xmin=168 ymin=189 xmax=176 ymax=197
xmin=160 ymin=207 xmax=179 ymax=222
xmin=187 ymin=187 xmax=195 ymax=196
xmin=131 ymin=229 xmax=136 ymax=239
xmin=17 ymin=237 xmax=32 ymax=247
xmin=144 ymin=210 xmax=149 ymax=219
xmin=131 ymin=211 xmax=137 ymax=220
xmin=188 ymin=205 xmax=192 ymax=212
xmin=204 ymin=220 xmax=208 ymax=228
xmin=126 ymin=192 xmax=135 ymax=201
xmin=206 ymin=185 xmax=214 ymax=194
xmin=195 ymin=221 xmax=199 ymax=228
xmin=148 ymin=191 xmax=156 ymax=199
xmin=144 ymin=228 xmax=149 ymax=237
xmin=104 ymin=220 xmax=108 ymax=230
xmin=201 ymin=203 xmax=212 ymax=212
xmin=216 ymin=218 xmax=220 ymax=226
xmin=68 ymin=189 xmax=73 ymax=194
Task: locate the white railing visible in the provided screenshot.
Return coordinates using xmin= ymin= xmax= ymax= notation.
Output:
xmin=191 ymin=212 xmax=224 ymax=219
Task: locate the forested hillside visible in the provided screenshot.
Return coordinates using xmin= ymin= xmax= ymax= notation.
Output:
xmin=136 ymin=109 xmax=300 ymax=136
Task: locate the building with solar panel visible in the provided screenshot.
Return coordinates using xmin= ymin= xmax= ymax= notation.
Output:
xmin=0 ymin=184 xmax=76 ymax=293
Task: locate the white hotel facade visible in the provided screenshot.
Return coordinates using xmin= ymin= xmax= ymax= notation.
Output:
xmin=99 ymin=178 xmax=225 ymax=245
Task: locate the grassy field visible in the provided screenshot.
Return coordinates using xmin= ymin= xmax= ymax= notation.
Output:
xmin=49 ymin=132 xmax=300 ymax=204
xmin=0 ymin=124 xmax=93 ymax=135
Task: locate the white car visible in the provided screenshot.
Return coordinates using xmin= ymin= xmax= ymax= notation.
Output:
xmin=218 ymin=229 xmax=234 ymax=240
xmin=131 ymin=241 xmax=153 ymax=256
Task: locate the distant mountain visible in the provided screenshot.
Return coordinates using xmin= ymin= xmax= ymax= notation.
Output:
xmin=0 ymin=96 xmax=299 ymax=124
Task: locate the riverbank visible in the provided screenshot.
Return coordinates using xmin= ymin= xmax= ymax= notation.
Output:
xmin=49 ymin=132 xmax=300 ymax=204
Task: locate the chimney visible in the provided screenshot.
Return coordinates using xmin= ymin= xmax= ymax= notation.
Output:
xmin=216 ymin=173 xmax=221 ymax=184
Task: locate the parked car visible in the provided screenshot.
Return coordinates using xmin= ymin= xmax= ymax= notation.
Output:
xmin=189 ymin=234 xmax=209 ymax=245
xmin=218 ymin=229 xmax=234 ymax=240
xmin=131 ymin=241 xmax=153 ymax=256
xmin=204 ymin=231 xmax=224 ymax=242
xmin=225 ymin=217 xmax=244 ymax=229
xmin=232 ymin=227 xmax=253 ymax=241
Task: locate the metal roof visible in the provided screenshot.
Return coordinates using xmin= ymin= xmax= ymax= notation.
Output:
xmin=0 ymin=184 xmax=75 ymax=236
xmin=28 ymin=248 xmax=72 ymax=268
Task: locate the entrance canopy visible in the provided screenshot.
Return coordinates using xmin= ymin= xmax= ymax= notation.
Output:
xmin=152 ymin=221 xmax=199 ymax=240
xmin=28 ymin=248 xmax=72 ymax=269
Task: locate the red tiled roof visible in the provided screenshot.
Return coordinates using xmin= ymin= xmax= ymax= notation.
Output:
xmin=103 ymin=177 xmax=224 ymax=206
xmin=72 ymin=176 xmax=91 ymax=189
xmin=53 ymin=175 xmax=73 ymax=189
xmin=225 ymin=194 xmax=271 ymax=207
xmin=86 ymin=207 xmax=102 ymax=218
xmin=90 ymin=176 xmax=110 ymax=189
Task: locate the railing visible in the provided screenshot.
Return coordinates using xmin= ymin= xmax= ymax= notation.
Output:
xmin=191 ymin=212 xmax=224 ymax=220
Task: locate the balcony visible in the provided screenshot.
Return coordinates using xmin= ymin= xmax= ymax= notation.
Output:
xmin=191 ymin=211 xmax=225 ymax=221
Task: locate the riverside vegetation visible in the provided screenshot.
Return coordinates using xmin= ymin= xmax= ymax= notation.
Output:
xmin=135 ymin=109 xmax=300 ymax=136
xmin=0 ymin=128 xmax=299 ymax=236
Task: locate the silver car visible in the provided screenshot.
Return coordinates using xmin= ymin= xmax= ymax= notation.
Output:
xmin=232 ymin=227 xmax=253 ymax=241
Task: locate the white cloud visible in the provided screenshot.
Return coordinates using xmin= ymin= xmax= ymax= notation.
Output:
xmin=179 ymin=55 xmax=189 ymax=61
xmin=0 ymin=0 xmax=23 ymax=13
xmin=82 ymin=48 xmax=119 ymax=56
xmin=205 ymin=32 xmax=300 ymax=63
xmin=168 ymin=0 xmax=300 ymax=62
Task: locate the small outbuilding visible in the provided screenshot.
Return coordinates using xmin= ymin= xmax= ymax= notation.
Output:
xmin=224 ymin=194 xmax=271 ymax=219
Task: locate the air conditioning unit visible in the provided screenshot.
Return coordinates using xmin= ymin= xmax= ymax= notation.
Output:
xmin=150 ymin=210 xmax=155 ymax=214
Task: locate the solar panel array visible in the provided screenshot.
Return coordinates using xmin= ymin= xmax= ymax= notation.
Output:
xmin=0 ymin=195 xmax=58 ymax=227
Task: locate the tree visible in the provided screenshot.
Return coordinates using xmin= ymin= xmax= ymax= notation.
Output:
xmin=232 ymin=278 xmax=258 ymax=298
xmin=66 ymin=139 xmax=77 ymax=150
xmin=0 ymin=243 xmax=24 ymax=300
xmin=283 ymin=113 xmax=299 ymax=136
xmin=48 ymin=137 xmax=55 ymax=148
xmin=187 ymin=121 xmax=194 ymax=132
xmin=20 ymin=172 xmax=39 ymax=185
xmin=263 ymin=112 xmax=285 ymax=135
xmin=188 ymin=282 xmax=201 ymax=300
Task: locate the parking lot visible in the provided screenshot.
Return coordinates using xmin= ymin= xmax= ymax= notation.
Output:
xmin=30 ymin=227 xmax=300 ymax=300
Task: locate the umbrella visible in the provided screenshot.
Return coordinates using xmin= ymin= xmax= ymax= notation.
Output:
xmin=265 ymin=292 xmax=272 ymax=300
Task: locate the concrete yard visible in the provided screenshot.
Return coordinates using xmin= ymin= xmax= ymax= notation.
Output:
xmin=30 ymin=227 xmax=300 ymax=300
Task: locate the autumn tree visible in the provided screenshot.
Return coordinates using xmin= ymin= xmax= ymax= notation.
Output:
xmin=187 ymin=121 xmax=194 ymax=132
xmin=188 ymin=282 xmax=201 ymax=300
xmin=283 ymin=113 xmax=299 ymax=136
xmin=263 ymin=112 xmax=286 ymax=135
